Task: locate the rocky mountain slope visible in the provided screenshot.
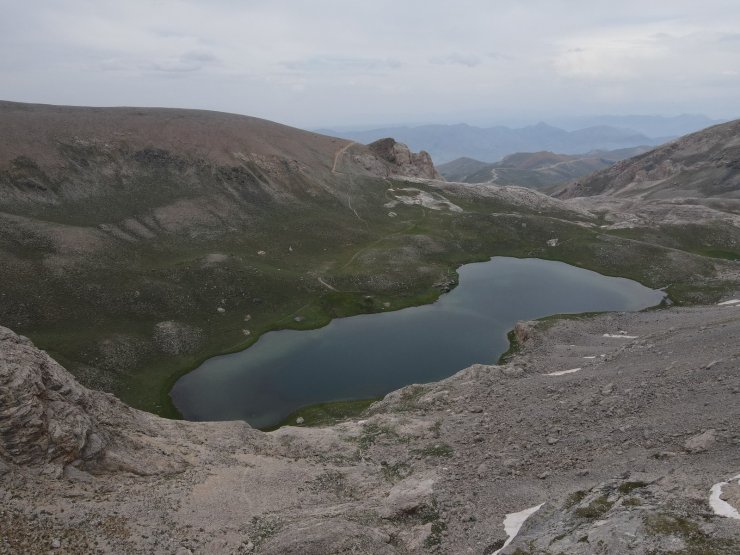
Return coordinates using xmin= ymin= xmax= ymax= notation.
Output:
xmin=0 ymin=101 xmax=455 ymax=413
xmin=555 ymin=119 xmax=740 ymax=200
xmin=437 ymin=147 xmax=650 ymax=189
xmin=2 ymin=300 xmax=739 ymax=553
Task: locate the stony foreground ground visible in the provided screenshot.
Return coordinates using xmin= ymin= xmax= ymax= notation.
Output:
xmin=1 ymin=301 xmax=739 ymax=554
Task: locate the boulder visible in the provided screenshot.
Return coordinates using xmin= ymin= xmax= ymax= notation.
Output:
xmin=683 ymin=429 xmax=716 ymax=453
xmin=381 ymin=475 xmax=436 ymax=518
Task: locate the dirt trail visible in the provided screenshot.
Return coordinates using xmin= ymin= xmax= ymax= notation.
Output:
xmin=332 ymin=141 xmax=356 ymax=174
xmin=317 ymin=276 xmax=338 ymax=291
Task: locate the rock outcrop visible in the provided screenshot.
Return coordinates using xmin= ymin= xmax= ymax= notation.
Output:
xmin=352 ymin=138 xmax=442 ymax=180
xmin=0 ymin=325 xmax=253 ymax=476
xmin=0 ymin=328 xmax=104 ymax=468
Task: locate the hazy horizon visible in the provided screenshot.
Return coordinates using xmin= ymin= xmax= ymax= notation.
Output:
xmin=2 ymin=1 xmax=739 ymax=129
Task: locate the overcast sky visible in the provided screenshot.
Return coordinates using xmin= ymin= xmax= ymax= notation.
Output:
xmin=1 ymin=1 xmax=739 ymax=128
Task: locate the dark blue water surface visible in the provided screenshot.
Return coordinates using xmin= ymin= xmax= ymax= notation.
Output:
xmin=171 ymin=257 xmax=664 ymax=428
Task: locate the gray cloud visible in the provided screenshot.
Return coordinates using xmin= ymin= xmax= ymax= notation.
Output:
xmin=281 ymin=56 xmax=402 ymax=73
xmin=146 ymin=50 xmax=221 ymax=73
xmin=0 ymin=0 xmax=738 ymax=127
xmin=429 ymin=53 xmax=481 ymax=67
xmin=181 ymin=50 xmax=220 ymax=64
xmin=94 ymin=50 xmax=220 ymax=74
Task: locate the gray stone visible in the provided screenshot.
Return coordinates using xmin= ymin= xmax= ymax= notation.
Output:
xmin=381 ymin=476 xmax=436 ymax=518
xmin=684 ymin=429 xmax=716 ymax=453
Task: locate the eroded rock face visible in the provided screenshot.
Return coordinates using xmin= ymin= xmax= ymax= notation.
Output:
xmin=366 ymin=138 xmax=442 ymax=180
xmin=0 ymin=327 xmax=102 ymax=466
xmin=0 ymin=325 xmax=214 ymax=475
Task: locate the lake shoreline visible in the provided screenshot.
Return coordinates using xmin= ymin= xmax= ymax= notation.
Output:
xmin=171 ymin=257 xmax=665 ymax=429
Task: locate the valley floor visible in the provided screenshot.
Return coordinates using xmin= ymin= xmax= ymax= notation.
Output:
xmin=2 ymin=298 xmax=740 ymax=554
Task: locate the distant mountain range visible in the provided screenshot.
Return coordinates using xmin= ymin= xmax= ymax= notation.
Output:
xmin=318 ymin=115 xmax=725 ymax=164
xmin=547 ymin=114 xmax=725 ymax=138
xmin=437 ymin=146 xmax=651 ymax=189
xmin=317 ymin=123 xmax=664 ymax=164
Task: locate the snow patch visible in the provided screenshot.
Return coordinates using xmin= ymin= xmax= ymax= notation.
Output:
xmin=547 ymin=368 xmax=581 ymax=376
xmin=603 ymin=334 xmax=638 ymax=339
xmin=709 ymin=474 xmax=740 ymax=519
xmin=717 ymin=299 xmax=740 ymax=306
xmin=583 ymin=356 xmax=597 ymax=359
xmin=492 ymin=503 xmax=544 ymax=555
xmin=384 ymin=188 xmax=463 ymax=212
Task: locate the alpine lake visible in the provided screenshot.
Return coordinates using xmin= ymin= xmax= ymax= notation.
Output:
xmin=171 ymin=257 xmax=665 ymax=429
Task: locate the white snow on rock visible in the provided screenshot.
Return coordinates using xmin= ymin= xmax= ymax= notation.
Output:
xmin=492 ymin=503 xmax=544 ymax=555
xmin=717 ymin=299 xmax=740 ymax=306
xmin=583 ymin=356 xmax=597 ymax=359
xmin=546 ymin=368 xmax=581 ymax=376
xmin=709 ymin=474 xmax=740 ymax=519
xmin=384 ymin=188 xmax=463 ymax=212
xmin=603 ymin=334 xmax=638 ymax=339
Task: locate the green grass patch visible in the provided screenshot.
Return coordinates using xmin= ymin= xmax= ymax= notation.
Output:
xmin=565 ymin=490 xmax=588 ymax=508
xmin=263 ymin=398 xmax=379 ymax=431
xmin=644 ymin=512 xmax=740 ymax=554
xmin=497 ymin=328 xmax=521 ymax=364
xmin=355 ymin=422 xmax=401 ymax=450
xmin=618 ymin=481 xmax=649 ymax=495
xmin=381 ymin=461 xmax=412 ymax=483
xmin=574 ymin=496 xmax=614 ymax=519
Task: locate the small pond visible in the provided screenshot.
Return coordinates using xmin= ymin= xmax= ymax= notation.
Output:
xmin=171 ymin=257 xmax=664 ymax=429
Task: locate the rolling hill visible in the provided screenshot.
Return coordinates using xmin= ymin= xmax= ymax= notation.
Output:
xmin=437 ymin=147 xmax=650 ymax=189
